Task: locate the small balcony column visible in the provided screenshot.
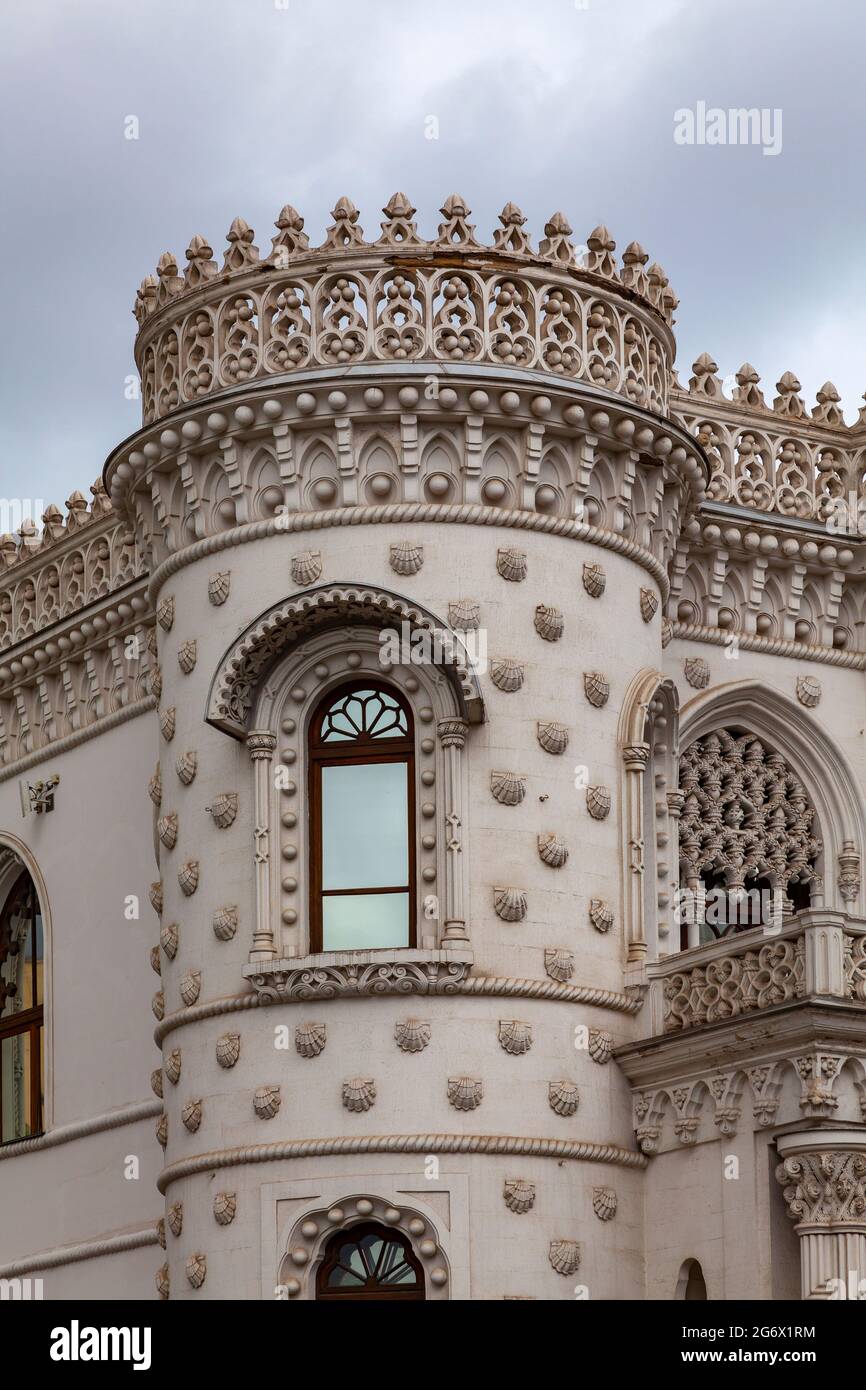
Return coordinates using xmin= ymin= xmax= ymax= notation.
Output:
xmin=776 ymin=1131 xmax=866 ymax=1300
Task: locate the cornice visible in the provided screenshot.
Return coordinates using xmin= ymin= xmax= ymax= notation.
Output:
xmin=0 ymin=695 xmax=156 ymax=782
xmin=0 ymin=1098 xmax=161 ymax=1162
xmin=0 ymin=1225 xmax=160 ymax=1281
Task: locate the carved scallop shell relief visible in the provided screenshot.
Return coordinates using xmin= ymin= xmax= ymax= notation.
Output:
xmin=796 ymin=674 xmax=821 ymax=707
xmin=586 ymin=785 xmax=611 ymax=820
xmin=157 ymin=813 xmax=178 ymax=850
xmin=179 ymin=969 xmax=201 ymax=1006
xmin=548 ymin=1080 xmax=580 ymax=1116
xmin=589 ymin=898 xmax=614 ymax=934
xmin=168 ymin=1201 xmax=183 ymax=1238
xmin=490 ymin=658 xmax=524 ymax=692
xmin=177 ymin=639 xmax=197 ymax=674
xmin=295 ymin=1022 xmax=327 ymax=1058
xmin=291 ymin=550 xmax=323 ymax=586
xmin=592 ymin=1187 xmax=618 ymax=1222
xmin=538 ymin=832 xmax=569 ymax=868
xmin=394 ymin=1019 xmax=431 ymax=1052
xmin=496 ymin=547 xmax=527 ymax=582
xmin=164 ymin=1049 xmax=181 ymax=1085
xmin=151 ymin=1069 xmax=163 ymax=1099
xmin=684 ymin=656 xmax=710 ymax=689
xmin=213 ymin=905 xmax=238 ymax=941
xmin=490 ymin=770 xmax=527 ymax=805
xmin=176 ymin=751 xmax=197 ymax=785
xmin=549 ymin=1240 xmax=581 ymax=1276
xmin=544 ymin=948 xmax=574 ymax=983
xmin=149 ymin=881 xmax=163 ymax=916
xmin=148 ymin=765 xmax=162 ymax=807
xmin=160 ymin=920 xmax=179 ymax=960
xmin=182 ymin=1099 xmax=202 ymax=1133
xmin=150 ymin=945 xmax=161 ymax=976
xmin=149 ymin=664 xmax=162 ymax=700
xmin=178 ymin=861 xmax=200 ymax=897
xmin=493 ymin=887 xmax=527 ymax=922
xmin=157 ymin=596 xmax=175 ymax=632
xmin=253 ymin=1084 xmax=281 ymax=1119
xmin=159 ymin=707 xmax=176 ymax=743
xmin=498 ymin=1020 xmax=532 ymax=1055
xmin=207 ymin=792 xmax=239 ymax=829
xmin=448 ymin=599 xmax=480 ymax=630
xmin=156 ymin=1265 xmax=170 ymax=1300
xmin=582 ymin=562 xmax=606 ymax=598
xmin=213 ymin=1192 xmax=237 ymax=1226
xmin=537 ymin=720 xmax=569 ymax=755
xmin=534 ymin=604 xmax=564 ymax=642
xmin=208 ymin=570 xmax=231 ymax=606
xmin=640 ymin=587 xmax=659 ymax=622
xmin=588 ymin=1028 xmax=614 ymax=1064
xmin=447 ymin=1077 xmax=483 ymax=1111
xmin=583 ymin=672 xmax=610 ymax=707
xmin=186 ymin=1253 xmax=207 ymax=1290
xmin=343 ymin=1077 xmax=376 ymax=1112
xmin=389 ymin=541 xmax=424 ymax=575
xmin=503 ymin=1179 xmax=536 ymax=1214
xmin=216 ymin=1032 xmax=240 ymax=1069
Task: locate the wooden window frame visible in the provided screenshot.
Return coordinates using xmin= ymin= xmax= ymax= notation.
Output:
xmin=308 ymin=680 xmax=417 ymax=954
xmin=0 ymin=870 xmax=44 ymax=1144
xmin=315 ymin=1221 xmax=425 ymax=1301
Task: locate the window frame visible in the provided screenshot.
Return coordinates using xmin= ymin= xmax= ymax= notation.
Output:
xmin=315 ymin=1220 xmax=425 ymax=1301
xmin=308 ymin=680 xmax=418 ymax=954
xmin=0 ymin=869 xmax=44 ymax=1144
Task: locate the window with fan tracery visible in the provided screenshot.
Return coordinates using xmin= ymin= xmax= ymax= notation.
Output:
xmin=316 ymin=1222 xmax=425 ymax=1300
xmin=0 ymin=869 xmax=45 ymax=1142
xmin=309 ymin=683 xmax=415 ymax=952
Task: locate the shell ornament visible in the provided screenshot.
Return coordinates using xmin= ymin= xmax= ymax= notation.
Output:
xmin=588 ymin=1028 xmax=614 ymax=1064
xmin=179 ymin=969 xmax=201 ymax=1006
xmin=157 ymin=595 xmax=175 ymax=632
xmin=212 ymin=905 xmax=239 ymax=941
xmin=157 ymin=813 xmax=178 ymax=851
xmin=548 ymin=1080 xmax=580 ymax=1116
xmin=342 ymin=1077 xmax=376 ymax=1112
xmin=253 ymin=1084 xmax=281 ymax=1119
xmin=592 ymin=1187 xmax=618 ymax=1222
xmin=149 ymin=881 xmax=163 ymax=916
xmin=496 ymin=547 xmax=527 ymax=582
xmin=394 ymin=1019 xmax=432 ymax=1053
xmin=586 ymin=785 xmax=611 ymax=820
xmin=503 ymin=1179 xmax=536 ymax=1214
xmin=159 ymin=707 xmax=176 ymax=743
xmin=447 ymin=1077 xmax=483 ymax=1111
xmin=186 ymin=1253 xmax=207 ymax=1290
xmin=544 ymin=948 xmax=574 ymax=983
xmin=208 ymin=570 xmax=231 ymax=606
xmin=160 ymin=920 xmax=179 ymax=961
xmin=291 ymin=550 xmax=323 ymax=586
xmin=538 ymin=832 xmax=569 ymax=868
xmin=389 ymin=541 xmax=424 ymax=575
xmin=589 ymin=898 xmax=614 ymax=934
xmin=498 ymin=1020 xmax=533 ymax=1055
xmin=177 ymin=639 xmax=197 ymax=674
xmin=207 ymin=792 xmax=239 ymax=829
xmin=216 ymin=1033 xmax=241 ymax=1069
xmin=583 ymin=672 xmax=610 ymax=707
xmin=176 ymin=751 xmax=197 ymax=785
xmin=549 ymin=1241 xmax=581 ymax=1276
xmin=796 ymin=674 xmax=821 ymax=707
xmin=490 ymin=658 xmax=525 ymax=692
xmin=684 ymin=656 xmax=710 ymax=689
xmin=182 ymin=1099 xmax=203 ymax=1133
xmin=178 ymin=861 xmax=200 ymax=897
xmin=148 ymin=765 xmax=162 ymax=807
xmin=493 ymin=887 xmax=527 ymax=922
xmin=213 ymin=1192 xmax=237 ymax=1226
xmin=582 ymin=562 xmax=606 ymax=598
xmin=295 ymin=1022 xmax=327 ymax=1058
xmin=448 ymin=599 xmax=480 ymax=630
xmin=537 ymin=721 xmax=569 ymax=754
xmin=534 ymin=604 xmax=564 ymax=641
xmin=168 ymin=1201 xmax=183 ymax=1237
xmin=490 ymin=770 xmax=527 ymax=805
xmin=640 ymin=587 xmax=659 ymax=623
xmin=164 ymin=1049 xmax=181 ymax=1085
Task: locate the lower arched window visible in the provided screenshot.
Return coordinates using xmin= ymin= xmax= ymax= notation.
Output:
xmin=0 ymin=869 xmax=44 ymax=1142
xmin=316 ymin=1222 xmax=425 ymax=1301
xmin=309 ymin=682 xmax=416 ymax=952
xmin=675 ymin=1258 xmax=708 ymax=1300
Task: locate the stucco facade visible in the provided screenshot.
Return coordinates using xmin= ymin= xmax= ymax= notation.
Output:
xmin=1 ymin=195 xmax=864 ymax=1301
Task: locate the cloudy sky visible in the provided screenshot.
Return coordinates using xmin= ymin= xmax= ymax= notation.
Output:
xmin=1 ymin=0 xmax=864 ymax=515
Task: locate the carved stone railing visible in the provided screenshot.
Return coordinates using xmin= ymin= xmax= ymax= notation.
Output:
xmin=131 ymin=195 xmax=677 ymax=426
xmin=671 ymin=356 xmax=866 ymax=524
xmin=646 ymin=917 xmax=866 ymax=1034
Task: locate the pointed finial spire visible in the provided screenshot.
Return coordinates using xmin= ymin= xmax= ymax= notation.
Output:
xmin=321 ymin=197 xmax=366 ymax=249
xmin=538 ymin=211 xmax=576 ymax=266
xmin=376 ymin=192 xmax=422 ymax=247
xmin=435 ymin=194 xmax=479 ymax=249
xmin=492 ymin=202 xmax=533 ymax=254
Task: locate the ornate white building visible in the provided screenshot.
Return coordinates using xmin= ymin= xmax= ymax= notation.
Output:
xmin=1 ymin=194 xmax=865 ymax=1301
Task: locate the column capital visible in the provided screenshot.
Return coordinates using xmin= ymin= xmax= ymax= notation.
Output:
xmin=776 ymin=1131 xmax=866 ymax=1228
xmin=437 ymin=717 xmax=468 ymax=749
xmin=247 ymin=729 xmax=277 ymax=759
xmin=622 ymin=741 xmax=650 ymax=770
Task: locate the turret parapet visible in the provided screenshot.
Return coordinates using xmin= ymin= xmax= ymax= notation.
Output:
xmin=131 ymin=194 xmax=678 ymax=426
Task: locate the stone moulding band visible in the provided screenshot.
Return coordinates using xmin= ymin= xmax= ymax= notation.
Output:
xmin=0 ymin=1098 xmax=161 ymax=1163
xmin=671 ymin=621 xmax=866 ymax=670
xmin=0 ymin=696 xmax=157 ymax=783
xmin=0 ymin=1225 xmax=160 ymax=1281
xmin=146 ymin=503 xmax=669 ymax=604
xmin=157 ymin=1133 xmax=648 ymax=1193
xmin=153 ymin=974 xmax=642 ymax=1046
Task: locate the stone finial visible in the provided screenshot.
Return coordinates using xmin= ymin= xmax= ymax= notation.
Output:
xmin=40 ymin=504 xmax=65 ymax=544
xmin=621 ymin=241 xmax=649 ymax=296
xmin=270 ymin=204 xmax=310 ymax=260
xmin=773 ymin=370 xmax=806 ymax=418
xmin=133 ymin=274 xmax=158 ymax=324
xmin=64 ymin=490 xmax=90 ymax=531
xmin=223 ymin=216 xmax=260 ymax=272
xmin=377 ymin=192 xmax=422 ymax=247
xmin=662 ymin=282 xmax=679 ymax=324
xmin=435 ymin=194 xmax=479 ymax=249
xmin=647 ymin=261 xmax=669 ymax=312
xmin=0 ymin=533 xmax=18 ymax=568
xmin=813 ymin=380 xmax=844 ymax=427
xmin=492 ymin=202 xmax=533 ymax=254
xmin=184 ymin=234 xmax=218 ymax=288
xmin=733 ymin=362 xmax=766 ymax=408
xmin=321 ymin=196 xmax=365 ymax=249
xmin=585 ymin=225 xmax=618 ymax=279
xmin=90 ymin=477 xmax=112 ymax=516
xmin=688 ymin=352 xmax=724 ymax=398
xmin=155 ymin=251 xmax=183 ymax=306
xmin=538 ymin=210 xmax=576 ymax=265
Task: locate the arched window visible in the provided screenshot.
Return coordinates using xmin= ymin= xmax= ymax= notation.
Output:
xmin=675 ymin=1258 xmax=708 ymax=1300
xmin=309 ymin=682 xmax=416 ymax=952
xmin=678 ymin=728 xmax=821 ymax=949
xmin=316 ymin=1222 xmax=425 ymax=1301
xmin=0 ymin=870 xmax=44 ymax=1142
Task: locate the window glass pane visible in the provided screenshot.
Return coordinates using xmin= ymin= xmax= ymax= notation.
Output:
xmin=322 ymin=762 xmax=408 ymax=890
xmin=1 ymin=1030 xmax=31 ymax=1142
xmin=323 ymin=893 xmax=409 ymax=951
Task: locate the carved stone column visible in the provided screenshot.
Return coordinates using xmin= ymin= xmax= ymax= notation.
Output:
xmin=437 ymin=717 xmax=469 ymax=945
xmin=776 ymin=1131 xmax=866 ymax=1299
xmin=247 ymin=730 xmax=278 ymax=961
xmin=623 ymin=741 xmax=649 ymax=963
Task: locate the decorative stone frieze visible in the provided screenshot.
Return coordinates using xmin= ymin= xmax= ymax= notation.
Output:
xmin=245 ymin=956 xmax=471 ymax=1002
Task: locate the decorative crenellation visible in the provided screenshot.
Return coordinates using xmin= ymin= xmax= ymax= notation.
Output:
xmin=131 ymin=197 xmax=677 ymax=428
